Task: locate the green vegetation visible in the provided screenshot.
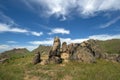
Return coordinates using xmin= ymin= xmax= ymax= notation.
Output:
xmin=0 ymin=39 xmax=120 ymax=80
xmin=98 ymin=39 xmax=120 ymax=54
xmin=0 ymin=53 xmax=120 ymax=80
xmin=32 ymin=45 xmax=51 ymax=54
xmin=0 ymin=48 xmax=30 ymax=60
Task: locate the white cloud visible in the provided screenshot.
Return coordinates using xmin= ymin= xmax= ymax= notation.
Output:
xmin=7 ymin=41 xmax=18 ymax=44
xmin=29 ymin=39 xmax=53 ymax=45
xmin=0 ymin=23 xmax=43 ymax=36
xmin=0 ymin=23 xmax=28 ymax=33
xmin=89 ymin=34 xmax=120 ymax=40
xmin=29 ymin=34 xmax=120 ymax=45
xmin=0 ymin=45 xmax=10 ymax=50
xmin=100 ymin=16 xmax=120 ymax=28
xmin=0 ymin=45 xmax=11 ymax=53
xmin=48 ymin=28 xmax=70 ymax=35
xmin=31 ymin=31 xmax=43 ymax=36
xmin=23 ymin=0 xmax=120 ymax=19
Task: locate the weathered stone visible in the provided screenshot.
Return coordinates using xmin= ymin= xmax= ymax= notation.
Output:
xmin=40 ymin=60 xmax=49 ymax=65
xmin=48 ymin=37 xmax=62 ymax=64
xmin=70 ymin=46 xmax=96 ymax=63
xmin=33 ymin=52 xmax=41 ymax=64
xmin=67 ymin=43 xmax=75 ymax=58
xmin=49 ymin=56 xmax=62 ymax=64
xmin=52 ymin=36 xmax=61 ymax=57
xmin=62 ymin=42 xmax=68 ymax=53
xmin=116 ymin=55 xmax=120 ymax=63
xmin=105 ymin=54 xmax=119 ymax=62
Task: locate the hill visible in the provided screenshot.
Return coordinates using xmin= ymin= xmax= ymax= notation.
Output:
xmin=32 ymin=45 xmax=51 ymax=54
xmin=98 ymin=39 xmax=120 ymax=54
xmin=0 ymin=48 xmax=30 ymax=60
xmin=0 ymin=39 xmax=120 ymax=80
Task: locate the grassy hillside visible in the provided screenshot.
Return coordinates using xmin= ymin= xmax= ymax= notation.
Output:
xmin=0 ymin=39 xmax=120 ymax=80
xmin=32 ymin=45 xmax=51 ymax=54
xmin=0 ymin=53 xmax=120 ymax=80
xmin=0 ymin=48 xmax=30 ymax=60
xmin=98 ymin=39 xmax=120 ymax=54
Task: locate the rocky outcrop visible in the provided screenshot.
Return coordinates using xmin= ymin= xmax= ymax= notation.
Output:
xmin=64 ymin=40 xmax=102 ymax=63
xmin=69 ymin=44 xmax=96 ymax=63
xmin=62 ymin=42 xmax=68 ymax=53
xmin=48 ymin=37 xmax=62 ymax=64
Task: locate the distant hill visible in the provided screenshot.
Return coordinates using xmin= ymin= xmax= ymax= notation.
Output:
xmin=97 ymin=39 xmax=120 ymax=54
xmin=0 ymin=48 xmax=30 ymax=59
xmin=32 ymin=45 xmax=51 ymax=54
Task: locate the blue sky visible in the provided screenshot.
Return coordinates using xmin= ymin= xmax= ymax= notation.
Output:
xmin=0 ymin=0 xmax=120 ymax=52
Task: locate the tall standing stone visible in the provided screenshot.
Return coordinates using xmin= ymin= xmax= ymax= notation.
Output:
xmin=33 ymin=52 xmax=41 ymax=64
xmin=62 ymin=42 xmax=68 ymax=53
xmin=48 ymin=36 xmax=62 ymax=64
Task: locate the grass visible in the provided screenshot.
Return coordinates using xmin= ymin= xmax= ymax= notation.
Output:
xmin=98 ymin=39 xmax=120 ymax=54
xmin=0 ymin=53 xmax=120 ymax=80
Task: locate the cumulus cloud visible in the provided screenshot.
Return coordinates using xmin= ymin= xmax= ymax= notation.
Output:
xmin=31 ymin=31 xmax=43 ymax=36
xmin=23 ymin=0 xmax=120 ymax=19
xmin=0 ymin=23 xmax=43 ymax=36
xmin=100 ymin=16 xmax=120 ymax=28
xmin=48 ymin=28 xmax=70 ymax=35
xmin=29 ymin=34 xmax=120 ymax=45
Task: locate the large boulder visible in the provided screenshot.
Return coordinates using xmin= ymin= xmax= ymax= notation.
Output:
xmin=69 ymin=46 xmax=96 ymax=63
xmin=33 ymin=52 xmax=41 ymax=64
xmin=81 ymin=39 xmax=102 ymax=59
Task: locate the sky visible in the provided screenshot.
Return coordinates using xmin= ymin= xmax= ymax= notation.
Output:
xmin=0 ymin=0 xmax=120 ymax=52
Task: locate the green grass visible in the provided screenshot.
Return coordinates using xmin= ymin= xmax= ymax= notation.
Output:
xmin=0 ymin=53 xmax=120 ymax=80
xmin=0 ymin=39 xmax=120 ymax=80
xmin=98 ymin=39 xmax=120 ymax=54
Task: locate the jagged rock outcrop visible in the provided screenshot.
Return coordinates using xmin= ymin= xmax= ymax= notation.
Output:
xmin=48 ymin=37 xmax=62 ymax=64
xmin=67 ymin=40 xmax=102 ymax=63
xmin=33 ymin=52 xmax=41 ymax=64
xmin=69 ymin=44 xmax=96 ymax=63
xmin=81 ymin=40 xmax=102 ymax=59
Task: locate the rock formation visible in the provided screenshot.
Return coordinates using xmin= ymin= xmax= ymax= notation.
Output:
xmin=65 ymin=40 xmax=103 ymax=63
xmin=33 ymin=52 xmax=41 ymax=64
xmin=48 ymin=37 xmax=62 ymax=64
xmin=62 ymin=42 xmax=68 ymax=53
